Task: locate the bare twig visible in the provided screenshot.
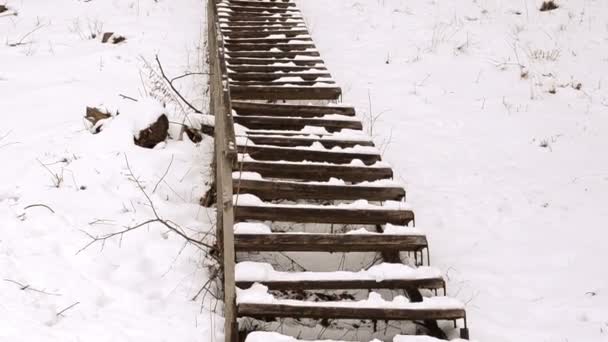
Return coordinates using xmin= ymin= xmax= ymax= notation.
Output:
xmin=3 ymin=279 xmax=61 ymax=296
xmin=57 ymin=301 xmax=80 ymax=316
xmin=153 ymin=154 xmax=174 ymax=194
xmin=8 ymin=22 xmax=47 ymax=47
xmin=23 ymin=204 xmax=55 ymax=214
xmin=119 ymin=93 xmax=139 ymax=102
xmin=155 ymin=55 xmax=204 ymax=114
xmin=77 ymin=154 xmax=216 ymax=256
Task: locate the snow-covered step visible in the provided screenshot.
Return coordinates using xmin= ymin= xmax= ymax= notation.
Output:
xmin=221 ymin=20 xmax=306 ymax=27
xmin=234 ymin=115 xmax=360 ymax=132
xmin=225 ymin=45 xmax=317 ymax=53
xmin=233 ymin=222 xmax=426 ymax=252
xmin=226 ymin=51 xmax=321 ymax=58
xmin=244 ymin=135 xmax=373 ymax=148
xmin=218 ymin=5 xmax=301 ymax=13
xmin=221 ymin=0 xmax=296 ymax=8
xmin=244 ymin=331 xmax=468 ymax=342
xmin=224 ymin=38 xmax=312 ymax=45
xmin=230 ymin=85 xmax=342 ymax=100
xmin=233 ymin=196 xmax=414 ymax=225
xmin=223 ymin=30 xmax=311 ymax=38
xmin=237 ymin=145 xmax=378 ymax=165
xmin=235 ymin=262 xmax=444 ymax=291
xmin=238 ymin=160 xmax=393 ymax=182
xmin=227 ymin=64 xmax=326 ymax=73
xmin=232 ymin=178 xmax=405 ymax=201
xmin=218 ymin=12 xmax=304 ymax=20
xmin=228 ymin=71 xmax=330 ymax=81
xmin=231 ymin=101 xmax=355 ymax=117
xmin=230 ymin=80 xmax=336 ymax=87
xmin=237 ymin=284 xmax=466 ymax=323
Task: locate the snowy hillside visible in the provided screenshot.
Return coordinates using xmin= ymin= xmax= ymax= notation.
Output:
xmin=1 ymin=1 xmax=221 ymax=341
xmin=295 ymin=0 xmax=608 ymax=341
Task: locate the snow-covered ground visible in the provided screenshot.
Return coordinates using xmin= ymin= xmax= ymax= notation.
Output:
xmin=1 ymin=1 xmax=221 ymax=341
xmin=296 ymin=0 xmax=608 ymax=341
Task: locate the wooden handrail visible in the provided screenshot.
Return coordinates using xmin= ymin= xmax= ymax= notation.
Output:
xmin=207 ymin=0 xmax=237 ymax=341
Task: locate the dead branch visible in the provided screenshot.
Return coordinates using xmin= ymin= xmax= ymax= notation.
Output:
xmin=152 ymin=154 xmax=174 ymax=194
xmin=77 ymin=154 xmax=217 ymax=257
xmin=155 ymin=55 xmax=206 ymax=114
xmin=57 ymin=301 xmax=80 ymax=316
xmin=8 ymin=22 xmax=47 ymax=47
xmin=3 ymin=279 xmax=62 ymax=296
xmin=119 ymin=93 xmax=139 ymax=102
xmin=23 ymin=204 xmax=56 ymax=214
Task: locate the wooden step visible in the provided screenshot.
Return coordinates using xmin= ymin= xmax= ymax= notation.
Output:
xmin=238 ymin=161 xmax=393 ymax=182
xmin=219 ymin=13 xmax=303 ymax=20
xmin=231 ymin=80 xmax=335 ymax=87
xmin=239 ymin=145 xmax=377 ymax=164
xmin=226 ymin=51 xmax=321 ymax=58
xmin=235 ymin=263 xmax=444 ymax=291
xmin=220 ymin=16 xmax=305 ymax=23
xmin=220 ymin=21 xmax=304 ymax=27
xmin=218 ymin=5 xmax=301 ymax=13
xmin=230 ymin=85 xmax=341 ymax=100
xmin=234 ymin=233 xmax=426 ymax=252
xmin=244 ymin=135 xmax=373 ymax=148
xmin=222 ymin=31 xmax=310 ymax=39
xmin=242 ymin=332 xmax=461 ymax=342
xmin=225 ymin=43 xmax=314 ymax=51
xmin=234 ymin=205 xmax=415 ymax=225
xmin=227 ymin=58 xmax=323 ymax=66
xmin=225 ymin=38 xmax=312 ymax=45
xmin=227 ymin=65 xmax=325 ymax=73
xmin=234 ymin=116 xmax=360 ymax=131
xmin=229 ymin=72 xmax=330 ymax=81
xmin=233 ymin=179 xmax=405 ymax=201
xmin=222 ymin=24 xmax=306 ymax=31
xmin=221 ymin=0 xmax=296 ymax=8
xmin=231 ymin=101 xmax=355 ymax=116
xmin=238 ymin=303 xmax=465 ymax=322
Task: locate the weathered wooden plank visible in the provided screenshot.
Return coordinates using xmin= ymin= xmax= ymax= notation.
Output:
xmin=221 ymin=21 xmax=305 ymax=27
xmin=221 ymin=24 xmax=307 ymax=31
xmin=231 ymin=101 xmax=355 ymax=116
xmin=226 ymin=43 xmax=314 ymax=51
xmin=227 ymin=57 xmax=323 ymax=66
xmin=219 ymin=13 xmax=303 ymax=20
xmin=238 ymin=145 xmax=377 ymax=164
xmin=229 ymin=72 xmax=330 ymax=81
xmin=227 ymin=64 xmax=325 ymax=72
xmin=234 ymin=206 xmax=415 ymax=225
xmin=230 ymin=85 xmax=341 ymax=100
xmin=230 ymin=80 xmax=335 ymax=87
xmin=221 ymin=0 xmax=295 ymax=8
xmin=234 ymin=233 xmax=426 ymax=252
xmin=233 ymin=179 xmax=405 ymax=201
xmin=245 ymin=135 xmax=373 ymax=148
xmin=220 ymin=16 xmax=305 ymax=23
xmin=238 ymin=304 xmax=465 ymax=321
xmin=226 ymin=51 xmax=321 ymax=58
xmin=225 ymin=38 xmax=312 ymax=45
xmin=222 ymin=31 xmax=310 ymax=39
xmin=236 ymin=278 xmax=445 ymax=291
xmin=219 ymin=5 xmax=301 ymax=13
xmin=237 ymin=161 xmax=393 ymax=182
xmin=234 ymin=116 xmax=361 ymax=131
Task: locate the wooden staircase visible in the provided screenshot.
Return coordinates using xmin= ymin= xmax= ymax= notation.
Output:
xmin=207 ymin=0 xmax=470 ymax=341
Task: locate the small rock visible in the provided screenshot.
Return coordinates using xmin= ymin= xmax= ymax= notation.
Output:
xmin=85 ymin=107 xmax=112 ymax=133
xmin=101 ymin=32 xmax=114 ymax=43
xmin=135 ymin=114 xmax=169 ymax=148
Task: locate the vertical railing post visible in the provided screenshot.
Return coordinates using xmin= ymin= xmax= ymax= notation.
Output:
xmin=207 ymin=0 xmax=237 ymax=341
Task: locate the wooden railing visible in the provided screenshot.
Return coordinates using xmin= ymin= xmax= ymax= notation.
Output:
xmin=207 ymin=0 xmax=238 ymax=341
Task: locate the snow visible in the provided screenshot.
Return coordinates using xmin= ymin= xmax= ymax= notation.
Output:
xmin=1 ymin=1 xmax=220 ymax=341
xmin=235 ymin=262 xmax=442 ymax=283
xmin=237 ymin=283 xmax=463 ymax=309
xmin=296 ymin=0 xmax=608 ymax=341
xmin=233 ymin=194 xmax=412 ymax=211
